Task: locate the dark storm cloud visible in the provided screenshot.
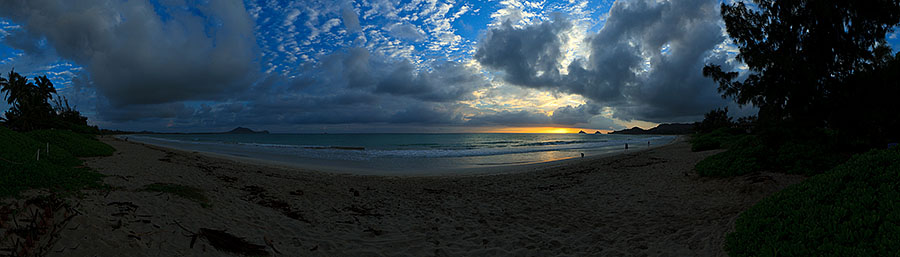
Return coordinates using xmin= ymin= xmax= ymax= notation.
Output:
xmin=476 ymin=0 xmax=735 ymax=122
xmin=166 ymin=47 xmax=485 ymax=127
xmin=475 ymin=16 xmax=571 ymax=88
xmin=319 ymin=48 xmax=373 ymax=89
xmin=465 ymin=103 xmax=619 ymax=129
xmin=313 ymin=47 xmax=486 ymax=103
xmin=0 ymin=0 xmax=259 ymax=106
xmin=375 ymin=60 xmax=486 ymax=102
xmin=586 ymin=114 xmax=623 ymax=131
xmin=550 ymin=103 xmax=602 ymax=125
xmin=466 ymin=110 xmax=551 ymax=125
xmin=98 ymin=102 xmax=195 ymax=123
xmin=389 ymin=104 xmax=465 ymax=124
xmin=223 ymin=94 xmax=465 ymax=126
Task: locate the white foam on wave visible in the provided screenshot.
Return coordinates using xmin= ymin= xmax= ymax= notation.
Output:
xmin=127 ymin=134 xmax=675 ymax=161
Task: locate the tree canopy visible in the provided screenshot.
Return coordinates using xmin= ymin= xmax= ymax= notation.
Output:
xmin=704 ymin=0 xmax=900 ymax=145
xmin=0 ymin=69 xmax=94 ymax=132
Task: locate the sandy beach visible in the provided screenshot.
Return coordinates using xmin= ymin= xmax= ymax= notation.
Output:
xmin=42 ymin=136 xmax=804 ymax=256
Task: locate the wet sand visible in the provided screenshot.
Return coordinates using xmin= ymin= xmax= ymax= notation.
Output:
xmin=45 ymin=136 xmax=804 ymax=256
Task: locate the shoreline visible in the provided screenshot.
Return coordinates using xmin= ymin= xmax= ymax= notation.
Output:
xmin=118 ymin=134 xmax=681 ymax=177
xmin=45 ymin=136 xmax=803 ymax=256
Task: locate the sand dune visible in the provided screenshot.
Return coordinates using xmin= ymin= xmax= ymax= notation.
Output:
xmin=47 ymin=137 xmax=804 ymax=256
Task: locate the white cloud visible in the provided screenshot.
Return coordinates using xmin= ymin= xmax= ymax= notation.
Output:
xmin=283 ymin=9 xmax=301 ymax=28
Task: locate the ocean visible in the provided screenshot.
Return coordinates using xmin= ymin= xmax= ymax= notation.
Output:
xmin=125 ymin=133 xmax=676 ymax=175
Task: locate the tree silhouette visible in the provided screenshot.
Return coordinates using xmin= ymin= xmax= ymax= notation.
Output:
xmin=53 ymin=96 xmax=88 ymax=127
xmin=0 ymin=70 xmax=92 ymax=132
xmin=696 ymin=107 xmax=733 ymax=133
xmin=1 ymin=70 xmax=36 ymax=129
xmin=703 ymin=0 xmax=900 ymax=129
xmin=703 ymin=0 xmax=900 ymax=144
xmin=33 ymin=76 xmax=57 ymax=104
xmin=1 ymin=70 xmax=28 ymax=106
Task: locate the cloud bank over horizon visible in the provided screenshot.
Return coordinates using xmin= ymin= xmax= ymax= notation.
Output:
xmin=0 ymin=0 xmax=765 ymax=132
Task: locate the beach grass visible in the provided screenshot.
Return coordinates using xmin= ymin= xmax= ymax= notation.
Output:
xmin=1 ymin=126 xmax=82 ymax=167
xmin=141 ymin=183 xmax=211 ymax=207
xmin=726 ymin=147 xmax=900 ymax=256
xmin=26 ymin=129 xmax=115 ymax=157
xmin=0 ymin=126 xmax=106 ymax=197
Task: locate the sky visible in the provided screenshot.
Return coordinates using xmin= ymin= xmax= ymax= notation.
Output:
xmin=0 ymin=0 xmax=897 ymax=133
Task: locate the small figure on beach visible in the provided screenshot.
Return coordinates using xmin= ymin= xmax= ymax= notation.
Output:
xmin=648 ymin=141 xmax=651 ymax=146
xmin=581 ymin=153 xmax=584 ymax=158
xmin=625 ymin=143 xmax=629 ymax=149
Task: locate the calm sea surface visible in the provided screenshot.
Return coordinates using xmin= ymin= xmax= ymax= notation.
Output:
xmin=126 ymin=133 xmax=675 ymax=175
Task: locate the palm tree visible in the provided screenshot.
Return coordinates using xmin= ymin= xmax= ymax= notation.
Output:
xmin=0 ymin=69 xmax=91 ymax=131
xmin=0 ymin=70 xmax=54 ymax=130
xmin=0 ymin=69 xmax=28 ymax=106
xmin=20 ymin=76 xmax=57 ymax=129
xmin=0 ymin=70 xmax=29 ymax=127
xmin=33 ymin=75 xmax=56 ymax=103
xmin=0 ymin=74 xmax=6 ymax=123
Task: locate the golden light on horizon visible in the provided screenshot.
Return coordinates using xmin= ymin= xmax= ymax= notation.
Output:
xmin=482 ymin=127 xmax=611 ymax=134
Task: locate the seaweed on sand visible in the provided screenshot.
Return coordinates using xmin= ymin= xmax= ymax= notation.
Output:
xmin=199 ymin=228 xmax=269 ymax=256
xmin=175 ymin=221 xmax=270 ymax=256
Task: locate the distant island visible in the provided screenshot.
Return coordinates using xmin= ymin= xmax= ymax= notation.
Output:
xmin=608 ymin=123 xmax=695 ymax=135
xmin=223 ymin=127 xmax=270 ymax=134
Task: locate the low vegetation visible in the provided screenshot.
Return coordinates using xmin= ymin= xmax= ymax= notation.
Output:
xmin=0 ymin=70 xmax=114 ymax=197
xmin=25 ymin=129 xmax=115 ymax=157
xmin=141 ymin=183 xmax=211 ymax=208
xmin=689 ymin=127 xmax=746 ymax=152
xmin=691 ymin=108 xmax=849 ymax=177
xmin=694 ymin=135 xmax=765 ymax=177
xmin=701 ymin=3 xmax=900 ymax=253
xmin=774 ymin=140 xmax=844 ymax=175
xmin=725 ymin=147 xmax=900 ymax=256
xmin=0 ymin=126 xmax=105 ymax=197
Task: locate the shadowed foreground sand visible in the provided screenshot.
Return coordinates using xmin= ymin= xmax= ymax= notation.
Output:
xmin=47 ymin=137 xmax=803 ymax=256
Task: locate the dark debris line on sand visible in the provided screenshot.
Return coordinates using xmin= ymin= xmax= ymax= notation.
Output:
xmin=174 ymin=221 xmax=271 ymax=256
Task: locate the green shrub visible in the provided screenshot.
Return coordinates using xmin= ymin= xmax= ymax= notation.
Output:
xmin=776 ymin=141 xmax=845 ymax=175
xmin=726 ymin=147 xmax=900 ymax=256
xmin=696 ymin=107 xmax=733 ymax=133
xmin=26 ymin=129 xmax=114 ymax=157
xmin=695 ymin=136 xmax=766 ymax=177
xmin=690 ymin=127 xmax=746 ymax=152
xmin=690 ymin=135 xmax=722 ymax=152
xmin=694 ymin=126 xmax=850 ymax=177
